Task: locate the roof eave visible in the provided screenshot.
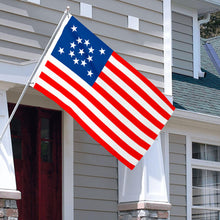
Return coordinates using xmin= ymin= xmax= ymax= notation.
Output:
xmin=172 ymin=0 xmax=220 ymax=16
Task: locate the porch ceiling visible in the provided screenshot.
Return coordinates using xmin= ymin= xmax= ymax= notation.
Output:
xmin=172 ymin=0 xmax=220 ymax=15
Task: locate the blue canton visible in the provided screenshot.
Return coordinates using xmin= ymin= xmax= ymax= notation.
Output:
xmin=52 ymin=16 xmax=113 ymax=86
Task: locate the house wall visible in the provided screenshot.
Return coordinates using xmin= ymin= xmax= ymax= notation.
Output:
xmin=1 ymin=0 xmax=165 ymax=219
xmin=169 ymin=133 xmax=187 ymax=220
xmin=172 ymin=12 xmax=193 ymax=77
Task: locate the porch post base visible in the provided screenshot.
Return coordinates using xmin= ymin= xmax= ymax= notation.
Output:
xmin=118 ymin=201 xmax=171 ymax=220
xmin=0 ymin=189 xmax=21 ymax=220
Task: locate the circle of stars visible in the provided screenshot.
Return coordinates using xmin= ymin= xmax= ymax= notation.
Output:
xmin=57 ymin=24 xmax=106 ymax=78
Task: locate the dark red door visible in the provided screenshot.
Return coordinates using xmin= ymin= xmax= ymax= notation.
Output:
xmin=9 ymin=104 xmax=62 ymax=220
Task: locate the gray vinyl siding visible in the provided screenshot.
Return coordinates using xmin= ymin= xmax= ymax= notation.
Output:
xmin=0 ymin=0 xmax=164 ymax=90
xmin=172 ymin=12 xmax=193 ymax=77
xmin=74 ymin=121 xmax=118 ymax=220
xmin=1 ymin=1 xmax=164 ymax=219
xmin=169 ymin=134 xmax=187 ymax=220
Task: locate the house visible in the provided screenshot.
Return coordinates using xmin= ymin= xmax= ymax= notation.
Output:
xmin=169 ymin=34 xmax=220 ymax=219
xmin=0 ymin=0 xmax=220 ymax=220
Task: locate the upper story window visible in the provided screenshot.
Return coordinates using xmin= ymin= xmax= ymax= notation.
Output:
xmin=191 ymin=142 xmax=220 ymax=219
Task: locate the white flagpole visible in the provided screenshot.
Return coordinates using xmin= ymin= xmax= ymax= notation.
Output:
xmin=0 ymin=7 xmax=71 ymax=143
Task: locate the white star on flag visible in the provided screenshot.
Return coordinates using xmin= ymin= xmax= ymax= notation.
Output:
xmin=70 ymin=42 xmax=76 ymax=49
xmin=79 ymin=49 xmax=84 ymax=56
xmin=81 ymin=60 xmax=87 ymax=66
xmin=73 ymin=58 xmax=79 ymax=64
xmin=58 ymin=47 xmax=64 ymax=54
xmin=99 ymin=48 xmax=105 ymax=55
xmin=88 ymin=46 xmax=94 ymax=53
xmin=84 ymin=40 xmax=90 ymax=46
xmin=71 ymin=25 xmax=77 ymax=32
xmin=87 ymin=55 xmax=93 ymax=62
xmin=69 ymin=51 xmax=75 ymax=57
xmin=76 ymin=37 xmax=82 ymax=44
xmin=87 ymin=70 xmax=93 ymax=77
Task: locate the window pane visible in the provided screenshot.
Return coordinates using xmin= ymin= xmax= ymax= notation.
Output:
xmin=11 ymin=118 xmax=21 ymax=136
xmin=192 ymin=209 xmax=220 ymax=220
xmin=41 ymin=141 xmax=52 ymax=162
xmin=11 ymin=118 xmax=22 ymax=160
xmin=12 ymin=138 xmax=22 ymax=160
xmin=192 ymin=142 xmax=220 ymax=162
xmin=41 ymin=118 xmax=50 ymax=139
xmin=192 ymin=142 xmax=205 ymax=160
xmin=207 ymin=145 xmax=220 ymax=162
xmin=193 ymin=168 xmax=220 ymax=208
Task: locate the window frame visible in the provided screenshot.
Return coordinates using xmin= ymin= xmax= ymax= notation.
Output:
xmin=188 ymin=139 xmax=220 ymax=220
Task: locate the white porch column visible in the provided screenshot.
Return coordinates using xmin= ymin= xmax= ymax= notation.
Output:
xmin=119 ymin=134 xmax=168 ymax=203
xmin=0 ymin=83 xmax=19 ymax=195
xmin=118 ymin=135 xmax=171 ymax=219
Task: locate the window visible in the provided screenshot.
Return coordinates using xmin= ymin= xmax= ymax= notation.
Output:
xmin=191 ymin=142 xmax=220 ymax=219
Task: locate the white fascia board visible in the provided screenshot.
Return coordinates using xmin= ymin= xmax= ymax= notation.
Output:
xmin=203 ymin=0 xmax=220 ymax=6
xmin=173 ymin=109 xmax=220 ymax=125
xmin=0 ymin=60 xmax=36 ymax=85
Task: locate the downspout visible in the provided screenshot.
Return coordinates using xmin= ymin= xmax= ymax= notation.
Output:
xmin=198 ymin=13 xmax=211 ymax=77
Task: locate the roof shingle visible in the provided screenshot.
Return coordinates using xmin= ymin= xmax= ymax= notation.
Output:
xmin=172 ymin=37 xmax=220 ymax=117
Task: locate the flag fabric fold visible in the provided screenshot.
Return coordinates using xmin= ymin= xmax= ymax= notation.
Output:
xmin=30 ymin=14 xmax=175 ymax=170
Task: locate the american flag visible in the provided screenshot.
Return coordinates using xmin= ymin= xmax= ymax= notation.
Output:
xmin=31 ymin=15 xmax=175 ymax=170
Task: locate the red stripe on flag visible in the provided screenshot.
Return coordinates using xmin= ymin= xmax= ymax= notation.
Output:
xmin=98 ymin=71 xmax=164 ymax=130
xmin=105 ymin=61 xmax=171 ymax=120
xmin=112 ymin=51 xmax=175 ymax=111
xmin=39 ymin=71 xmax=143 ymax=161
xmin=34 ymin=82 xmax=136 ymax=170
xmin=46 ymin=61 xmax=151 ymax=149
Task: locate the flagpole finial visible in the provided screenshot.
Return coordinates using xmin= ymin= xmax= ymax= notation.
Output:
xmin=66 ymin=6 xmax=70 ymax=17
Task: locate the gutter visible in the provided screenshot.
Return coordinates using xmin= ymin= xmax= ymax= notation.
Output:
xmin=198 ymin=13 xmax=211 ymax=25
xmin=203 ymin=0 xmax=220 ymax=6
xmin=173 ymin=109 xmax=220 ymax=125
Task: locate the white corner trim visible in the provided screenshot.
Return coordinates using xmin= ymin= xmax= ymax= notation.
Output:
xmin=193 ymin=12 xmax=200 ymax=79
xmin=163 ymin=0 xmax=172 ymax=96
xmin=186 ymin=135 xmax=192 ymax=220
xmin=0 ymin=91 xmax=16 ymax=190
xmin=161 ymin=131 xmax=170 ymax=201
xmin=62 ymin=112 xmax=74 ymax=220
xmin=128 ymin=16 xmax=139 ymax=31
xmin=80 ymin=2 xmax=92 ymax=18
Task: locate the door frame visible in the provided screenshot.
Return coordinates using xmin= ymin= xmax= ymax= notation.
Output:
xmin=62 ymin=111 xmax=74 ymax=220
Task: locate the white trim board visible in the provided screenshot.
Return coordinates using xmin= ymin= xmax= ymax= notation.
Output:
xmin=163 ymin=0 xmax=173 ymax=96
